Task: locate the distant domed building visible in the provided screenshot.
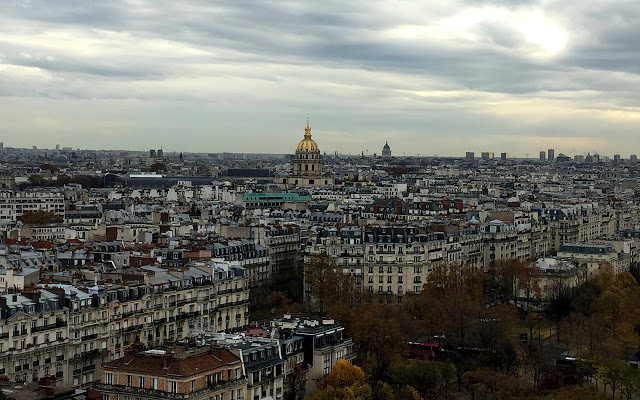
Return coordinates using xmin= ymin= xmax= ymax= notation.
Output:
xmin=277 ymin=119 xmax=335 ymax=189
xmin=382 ymin=141 xmax=391 ymax=157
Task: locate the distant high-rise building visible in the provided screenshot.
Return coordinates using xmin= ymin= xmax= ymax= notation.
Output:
xmin=55 ymin=144 xmax=60 ymax=151
xmin=593 ymin=153 xmax=600 ymax=163
xmin=382 ymin=141 xmax=391 ymax=157
xmin=614 ymin=154 xmax=621 ymax=163
xmin=631 ymin=155 xmax=638 ymax=162
xmin=0 ymin=142 xmax=3 ymax=154
xmin=481 ymin=152 xmax=494 ymax=160
xmin=548 ymin=148 xmax=555 ymax=162
xmin=157 ymin=148 xmax=164 ymax=158
xmin=574 ymin=154 xmax=585 ymax=163
xmin=465 ymin=152 xmax=474 ymax=161
xmin=150 ymin=149 xmax=157 ymax=158
xmin=500 ymin=152 xmax=509 ymax=160
xmin=539 ymin=151 xmax=546 ymax=162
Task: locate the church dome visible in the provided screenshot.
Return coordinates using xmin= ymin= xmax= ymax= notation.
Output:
xmin=296 ymin=120 xmax=319 ymax=153
xmin=382 ymin=141 xmax=391 ymax=157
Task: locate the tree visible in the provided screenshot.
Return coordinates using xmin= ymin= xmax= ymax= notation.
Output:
xmin=489 ymin=259 xmax=541 ymax=308
xmin=285 ymin=364 xmax=307 ymax=400
xmin=390 ymin=360 xmax=454 ymax=399
xmin=464 ymin=367 xmax=529 ymax=400
xmin=619 ymin=366 xmax=640 ymax=400
xmin=543 ymin=387 xmax=608 ymax=400
xmin=371 ymin=381 xmax=395 ymax=400
xmin=19 ymin=210 xmax=63 ymax=224
xmin=348 ymin=302 xmax=406 ymax=379
xmin=305 ymin=255 xmax=357 ymax=313
xmin=394 ymin=386 xmax=423 ymax=400
xmin=326 ymin=361 xmax=365 ymax=389
xmin=419 ymin=263 xmax=485 ymax=346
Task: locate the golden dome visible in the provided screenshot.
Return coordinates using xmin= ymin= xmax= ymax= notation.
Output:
xmin=296 ymin=119 xmax=319 ymax=153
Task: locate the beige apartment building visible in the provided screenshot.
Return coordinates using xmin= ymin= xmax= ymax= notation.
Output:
xmin=0 ymin=264 xmax=249 ymax=388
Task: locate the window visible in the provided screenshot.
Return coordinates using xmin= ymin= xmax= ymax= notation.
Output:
xmin=190 ymin=380 xmax=195 ymax=392
xmin=105 ymin=373 xmax=113 ymax=385
xmin=168 ymin=381 xmax=178 ymax=393
xmin=151 ymin=378 xmax=158 ymax=390
xmin=323 ymin=354 xmax=331 ymax=375
xmin=126 ymin=375 xmax=132 ymax=386
xmin=138 ymin=376 xmax=144 ymax=388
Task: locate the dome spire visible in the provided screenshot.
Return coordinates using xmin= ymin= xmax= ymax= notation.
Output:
xmin=305 ymin=117 xmax=311 ymax=139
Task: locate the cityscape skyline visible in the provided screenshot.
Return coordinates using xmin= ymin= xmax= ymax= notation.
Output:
xmin=2 ymin=1 xmax=640 ymax=155
xmin=2 ymin=141 xmax=638 ymax=161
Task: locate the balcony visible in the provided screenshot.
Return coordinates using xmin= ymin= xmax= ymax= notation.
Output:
xmin=0 ymin=332 xmax=8 ymax=339
xmin=123 ymin=324 xmax=143 ymax=333
xmin=176 ymin=299 xmax=192 ymax=306
xmin=91 ymin=379 xmax=248 ymax=400
xmin=32 ymin=321 xmax=67 ymax=333
xmin=176 ymin=311 xmax=200 ymax=321
xmin=82 ymin=365 xmax=96 ymax=373
xmin=56 ymin=355 xmax=65 ymax=361
xmin=217 ymin=288 xmax=240 ymax=295
xmin=81 ymin=333 xmax=98 ymax=341
xmin=72 ymin=348 xmax=101 ymax=361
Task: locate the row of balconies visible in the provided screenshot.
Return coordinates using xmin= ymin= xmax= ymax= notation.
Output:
xmin=92 ymin=378 xmax=248 ymax=400
xmin=32 ymin=321 xmax=67 ymax=333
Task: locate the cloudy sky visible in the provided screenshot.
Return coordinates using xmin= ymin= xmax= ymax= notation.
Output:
xmin=1 ymin=0 xmax=639 ymax=157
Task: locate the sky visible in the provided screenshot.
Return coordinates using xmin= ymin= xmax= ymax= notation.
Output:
xmin=1 ymin=0 xmax=640 ymax=157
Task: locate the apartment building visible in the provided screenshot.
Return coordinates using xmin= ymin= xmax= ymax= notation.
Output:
xmin=210 ymin=239 xmax=270 ymax=298
xmin=363 ymin=226 xmax=447 ymax=297
xmin=0 ymin=190 xmax=66 ymax=222
xmin=0 ymin=263 xmax=249 ymax=387
xmin=97 ymin=343 xmax=246 ymax=400
xmin=254 ymin=224 xmax=303 ymax=301
xmin=210 ymin=334 xmax=285 ymax=400
xmin=557 ymin=242 xmax=631 ymax=276
xmin=307 ymin=226 xmax=364 ymax=292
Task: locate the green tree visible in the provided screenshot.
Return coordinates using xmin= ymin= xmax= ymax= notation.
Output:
xmin=390 ymin=360 xmax=454 ymax=399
